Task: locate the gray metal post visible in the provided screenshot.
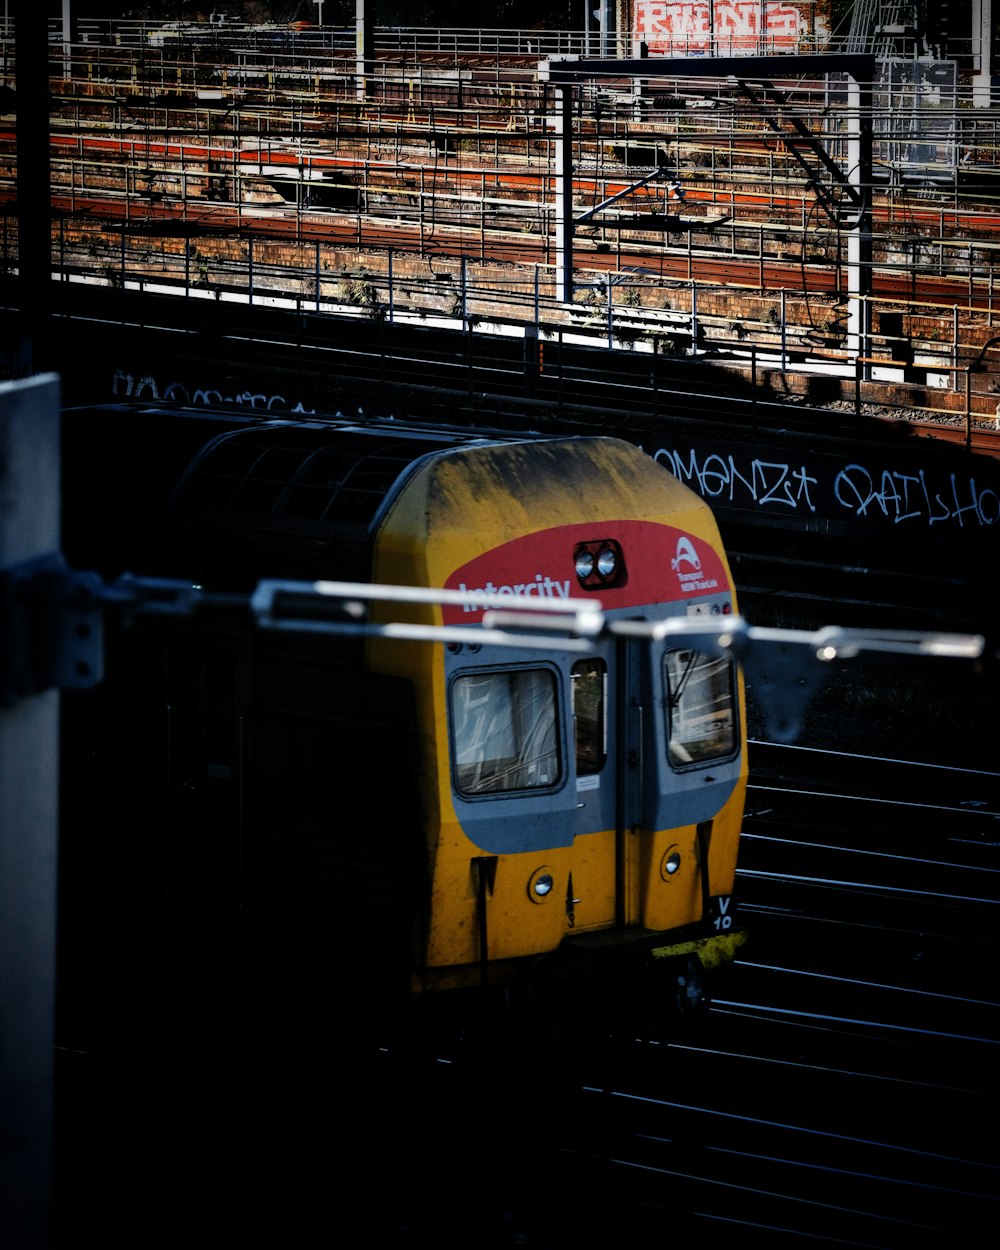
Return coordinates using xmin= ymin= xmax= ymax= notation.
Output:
xmin=781 ymin=288 xmax=787 ymax=370
xmin=552 ymin=82 xmax=574 ymax=304
xmin=691 ymin=280 xmax=698 ymax=354
xmin=0 ymin=374 xmax=62 ymax=1250
xmin=541 ymin=53 xmax=875 ymax=338
xmin=461 ymin=254 xmax=468 ymax=322
xmin=534 ymin=264 xmax=540 ymax=325
xmin=61 ymin=0 xmax=77 ymax=78
xmin=972 ymin=0 xmax=994 ymax=107
xmin=355 ymin=0 xmax=372 ymax=102
xmin=845 ymin=69 xmax=873 ymax=377
xmin=15 ymin=0 xmax=51 ymax=374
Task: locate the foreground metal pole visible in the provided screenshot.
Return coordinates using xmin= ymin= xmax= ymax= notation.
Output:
xmin=0 ymin=374 xmax=62 ymax=1250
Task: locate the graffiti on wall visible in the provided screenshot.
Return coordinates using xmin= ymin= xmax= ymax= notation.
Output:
xmin=634 ymin=0 xmax=818 ymax=55
xmin=112 ymin=367 xmax=317 ymax=414
xmin=111 ymin=367 xmax=1000 ymax=537
xmin=651 ymin=443 xmax=1000 ymax=533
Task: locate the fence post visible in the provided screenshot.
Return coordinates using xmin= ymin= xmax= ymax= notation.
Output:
xmin=780 ymin=289 xmax=786 ymax=371
xmin=461 ymin=255 xmax=468 ymax=323
xmin=534 ymin=264 xmax=540 ymax=328
xmin=691 ymin=281 xmax=698 ymax=355
xmin=855 ymin=354 xmax=862 ymax=417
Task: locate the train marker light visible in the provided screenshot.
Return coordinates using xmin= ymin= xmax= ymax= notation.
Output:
xmin=661 ymin=848 xmax=682 ymax=880
xmin=529 ymin=867 xmax=555 ymax=901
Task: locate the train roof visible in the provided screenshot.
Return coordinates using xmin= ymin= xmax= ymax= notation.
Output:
xmin=60 ymin=404 xmax=602 ymax=584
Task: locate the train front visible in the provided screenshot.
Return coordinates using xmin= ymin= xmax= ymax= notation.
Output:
xmin=369 ymin=434 xmax=748 ymax=1029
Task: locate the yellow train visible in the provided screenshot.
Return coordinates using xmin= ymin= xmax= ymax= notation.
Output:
xmin=61 ymin=407 xmax=748 ymax=1038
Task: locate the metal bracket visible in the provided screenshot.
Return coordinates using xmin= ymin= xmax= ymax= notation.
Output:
xmin=1 ymin=567 xmax=984 ymax=746
xmin=0 ymin=554 xmax=105 ymax=706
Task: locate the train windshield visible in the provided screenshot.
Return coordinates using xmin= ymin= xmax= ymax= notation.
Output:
xmin=663 ymin=650 xmax=737 ymax=768
xmin=451 ymin=668 xmax=561 ymax=795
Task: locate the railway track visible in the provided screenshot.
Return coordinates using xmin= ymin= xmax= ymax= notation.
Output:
xmin=52 ymin=736 xmax=1000 ymax=1249
xmin=23 ymin=127 xmax=1000 ymax=247
xmin=15 ymin=184 xmax=1000 ymax=314
xmin=282 ymin=742 xmax=997 ymax=1248
xmin=741 ymin=741 xmax=1000 ymax=990
xmin=382 ymin=742 xmax=1000 ymax=1248
xmin=15 ymin=29 xmax=1000 ymax=444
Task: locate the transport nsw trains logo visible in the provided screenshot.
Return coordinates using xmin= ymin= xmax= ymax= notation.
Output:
xmin=671 ymin=536 xmax=719 ymax=594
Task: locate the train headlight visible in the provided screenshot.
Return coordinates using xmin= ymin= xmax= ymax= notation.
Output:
xmin=528 ymin=866 xmax=555 ymax=902
xmin=575 ymin=550 xmax=595 ymax=580
xmin=573 ymin=539 xmax=626 ymax=589
xmin=660 ymin=847 xmax=682 ymax=881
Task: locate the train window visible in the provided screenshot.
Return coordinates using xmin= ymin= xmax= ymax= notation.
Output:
xmin=663 ymin=650 xmax=737 ymax=768
xmin=451 ymin=668 xmax=561 ymax=795
xmin=572 ymin=659 xmax=607 ymax=775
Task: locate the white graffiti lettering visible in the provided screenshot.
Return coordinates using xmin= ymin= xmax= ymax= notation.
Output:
xmin=111 ymin=368 xmax=315 ymax=414
xmin=834 ymin=464 xmax=1000 ymax=528
xmin=655 ymin=445 xmax=998 ymax=531
xmin=654 ymin=446 xmax=818 ymax=512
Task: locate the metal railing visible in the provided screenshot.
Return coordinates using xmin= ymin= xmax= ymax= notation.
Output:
xmin=29 ymin=213 xmax=1000 ymax=428
xmin=30 ymin=19 xmax=981 ymax=62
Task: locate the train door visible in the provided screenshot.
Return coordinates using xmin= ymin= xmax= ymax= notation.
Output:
xmin=617 ymin=630 xmax=652 ymax=928
xmin=569 ymin=628 xmax=653 ymax=932
xmin=569 ymin=621 xmax=741 ymax=939
xmin=569 ymin=649 xmax=613 ymax=933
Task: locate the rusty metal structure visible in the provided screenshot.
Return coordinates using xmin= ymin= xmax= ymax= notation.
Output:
xmin=5 ymin=5 xmax=1000 ymax=426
